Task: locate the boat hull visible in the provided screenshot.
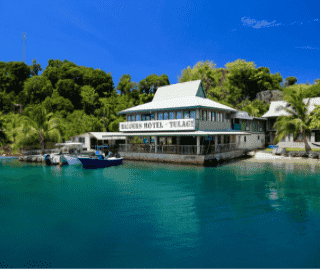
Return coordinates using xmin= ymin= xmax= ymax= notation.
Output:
xmin=78 ymin=157 xmax=123 ymax=169
xmin=64 ymin=155 xmax=82 ymax=165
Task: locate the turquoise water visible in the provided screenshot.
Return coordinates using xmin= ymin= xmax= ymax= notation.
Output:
xmin=1 ymin=157 xmax=320 ymax=268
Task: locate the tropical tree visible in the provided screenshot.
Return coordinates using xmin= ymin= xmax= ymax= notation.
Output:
xmin=2 ymin=113 xmax=31 ymax=145
xmin=272 ymin=87 xmax=316 ymax=153
xmin=81 ymin=85 xmax=100 ymax=115
xmin=139 ymin=74 xmax=170 ymax=94
xmin=241 ymin=103 xmax=260 ymax=117
xmin=284 ymin=76 xmax=298 ymax=87
xmin=3 ymin=61 xmax=31 ymax=95
xmin=30 ymin=59 xmax=43 ymax=76
xmin=22 ymin=76 xmax=54 ymax=104
xmin=117 ymin=74 xmax=132 ymax=95
xmin=178 ymin=60 xmax=219 ymax=91
xmin=20 ymin=105 xmax=63 ymax=150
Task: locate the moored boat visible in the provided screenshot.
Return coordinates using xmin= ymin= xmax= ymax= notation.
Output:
xmin=78 ymin=150 xmax=123 ymax=169
xmin=44 ymin=153 xmax=68 ymax=166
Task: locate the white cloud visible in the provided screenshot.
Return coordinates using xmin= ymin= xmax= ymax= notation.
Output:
xmin=241 ymin=17 xmax=281 ymax=29
xmin=241 ymin=17 xmax=319 ymax=29
xmin=295 ymin=46 xmax=320 ymax=50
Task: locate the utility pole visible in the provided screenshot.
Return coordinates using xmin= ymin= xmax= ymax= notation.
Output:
xmin=21 ymin=32 xmax=26 ymax=63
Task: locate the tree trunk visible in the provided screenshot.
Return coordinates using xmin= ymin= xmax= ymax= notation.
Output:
xmin=302 ymin=132 xmax=312 ymax=154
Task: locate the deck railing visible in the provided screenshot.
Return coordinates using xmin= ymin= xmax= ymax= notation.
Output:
xmin=118 ymin=143 xmax=239 ymax=155
xmin=22 ymin=148 xmax=59 ymax=156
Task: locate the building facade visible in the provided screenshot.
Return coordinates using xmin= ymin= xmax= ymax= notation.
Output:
xmin=262 ymin=98 xmax=320 ymax=149
xmin=70 ymin=80 xmax=269 ymax=164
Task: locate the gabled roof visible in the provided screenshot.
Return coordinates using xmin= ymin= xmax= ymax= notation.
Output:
xmin=118 ymin=80 xmax=237 ymax=115
xmin=231 ymin=111 xmax=254 ymax=120
xmin=231 ymin=111 xmax=267 ymax=120
xmin=152 ymin=80 xmax=206 ymax=102
xmin=117 ymin=96 xmax=237 ymax=114
xmin=262 ymin=97 xmax=320 ymax=118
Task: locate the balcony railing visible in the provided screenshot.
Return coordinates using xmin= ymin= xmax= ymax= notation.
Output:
xmin=118 ymin=143 xmax=239 ymax=155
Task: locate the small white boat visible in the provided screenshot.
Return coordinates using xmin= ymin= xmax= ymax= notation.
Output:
xmin=44 ymin=153 xmax=68 ymax=165
xmin=44 ymin=142 xmax=85 ymax=166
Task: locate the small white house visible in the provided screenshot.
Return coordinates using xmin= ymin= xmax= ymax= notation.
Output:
xmin=262 ymin=97 xmax=320 ymax=148
xmin=71 ymin=132 xmax=126 ymax=151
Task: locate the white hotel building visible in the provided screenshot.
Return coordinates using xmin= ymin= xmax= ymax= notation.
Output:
xmin=72 ymin=80 xmax=267 ymax=165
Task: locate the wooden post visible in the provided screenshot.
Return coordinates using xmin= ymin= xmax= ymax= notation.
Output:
xmin=197 ymin=136 xmax=200 ymax=155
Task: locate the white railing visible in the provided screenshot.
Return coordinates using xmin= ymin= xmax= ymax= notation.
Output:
xmin=22 ymin=148 xmax=59 ymax=156
xmin=118 ymin=143 xmax=239 ymax=155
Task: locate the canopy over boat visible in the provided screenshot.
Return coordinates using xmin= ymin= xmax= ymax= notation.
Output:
xmin=55 ymin=142 xmax=84 ymax=147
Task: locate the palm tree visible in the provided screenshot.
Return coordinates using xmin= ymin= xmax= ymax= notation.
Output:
xmin=272 ymin=87 xmax=314 ymax=153
xmin=20 ymin=105 xmax=63 ymax=150
xmin=243 ymin=103 xmax=259 ymax=117
xmin=3 ymin=113 xmax=30 ymax=145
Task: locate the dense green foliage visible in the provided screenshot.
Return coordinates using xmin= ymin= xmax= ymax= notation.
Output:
xmin=0 ymin=58 xmax=319 ymax=151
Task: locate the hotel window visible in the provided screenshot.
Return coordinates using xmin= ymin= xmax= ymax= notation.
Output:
xmin=136 ymin=114 xmax=140 ymax=121
xmin=244 ymin=136 xmax=246 ymax=143
xmin=212 ymin=111 xmax=215 ymax=121
xmin=222 ymin=113 xmax=224 ymax=122
xmin=128 ymin=115 xmax=131 ymax=121
xmin=142 ymin=114 xmax=146 ymax=121
xmin=146 ymin=115 xmax=150 ymax=121
xmin=177 ymin=111 xmax=182 ymax=119
xmin=200 ymin=110 xmax=203 ymax=120
xmin=190 ymin=110 xmax=196 ymax=119
xmin=203 ymin=110 xmax=207 ymax=121
xmin=169 ymin=112 xmax=175 ymax=119
xmin=158 ymin=113 xmax=163 ymax=120
xmin=79 ymin=137 xmax=85 ymax=143
xmin=132 ymin=115 xmax=135 ymax=121
xmin=258 ymin=135 xmax=260 ymax=140
xmin=184 ymin=111 xmax=190 ymax=119
xmin=164 ymin=112 xmax=168 ymax=120
xmin=151 ymin=114 xmax=154 ymax=120
xmin=208 ymin=110 xmax=212 ymax=121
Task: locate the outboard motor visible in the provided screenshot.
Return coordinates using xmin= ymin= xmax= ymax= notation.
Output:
xmin=44 ymin=154 xmax=51 ymax=166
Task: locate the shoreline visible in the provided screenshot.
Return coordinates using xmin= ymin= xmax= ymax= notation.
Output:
xmin=243 ymin=151 xmax=320 ymax=165
xmin=2 ymin=151 xmax=320 ymax=165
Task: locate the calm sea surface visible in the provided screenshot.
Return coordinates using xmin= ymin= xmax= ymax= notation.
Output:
xmin=0 ymin=157 xmax=320 ymax=268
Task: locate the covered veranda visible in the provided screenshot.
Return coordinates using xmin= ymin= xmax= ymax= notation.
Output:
xmin=108 ymin=131 xmax=251 ymax=156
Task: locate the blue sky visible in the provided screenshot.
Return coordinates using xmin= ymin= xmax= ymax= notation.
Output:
xmin=1 ymin=0 xmax=320 ymax=93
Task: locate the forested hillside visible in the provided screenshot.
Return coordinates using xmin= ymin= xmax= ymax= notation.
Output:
xmin=0 ymin=58 xmax=319 ymax=153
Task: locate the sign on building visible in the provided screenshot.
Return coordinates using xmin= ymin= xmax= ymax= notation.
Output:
xmin=119 ymin=119 xmax=196 ymax=132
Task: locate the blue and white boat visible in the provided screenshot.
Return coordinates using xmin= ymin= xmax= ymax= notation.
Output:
xmin=78 ymin=151 xmax=123 ymax=169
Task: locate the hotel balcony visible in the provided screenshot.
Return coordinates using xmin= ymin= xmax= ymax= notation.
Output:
xmin=119 ymin=143 xmax=239 ymax=155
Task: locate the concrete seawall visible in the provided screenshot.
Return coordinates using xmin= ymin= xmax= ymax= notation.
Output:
xmin=119 ymin=149 xmax=249 ymax=165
